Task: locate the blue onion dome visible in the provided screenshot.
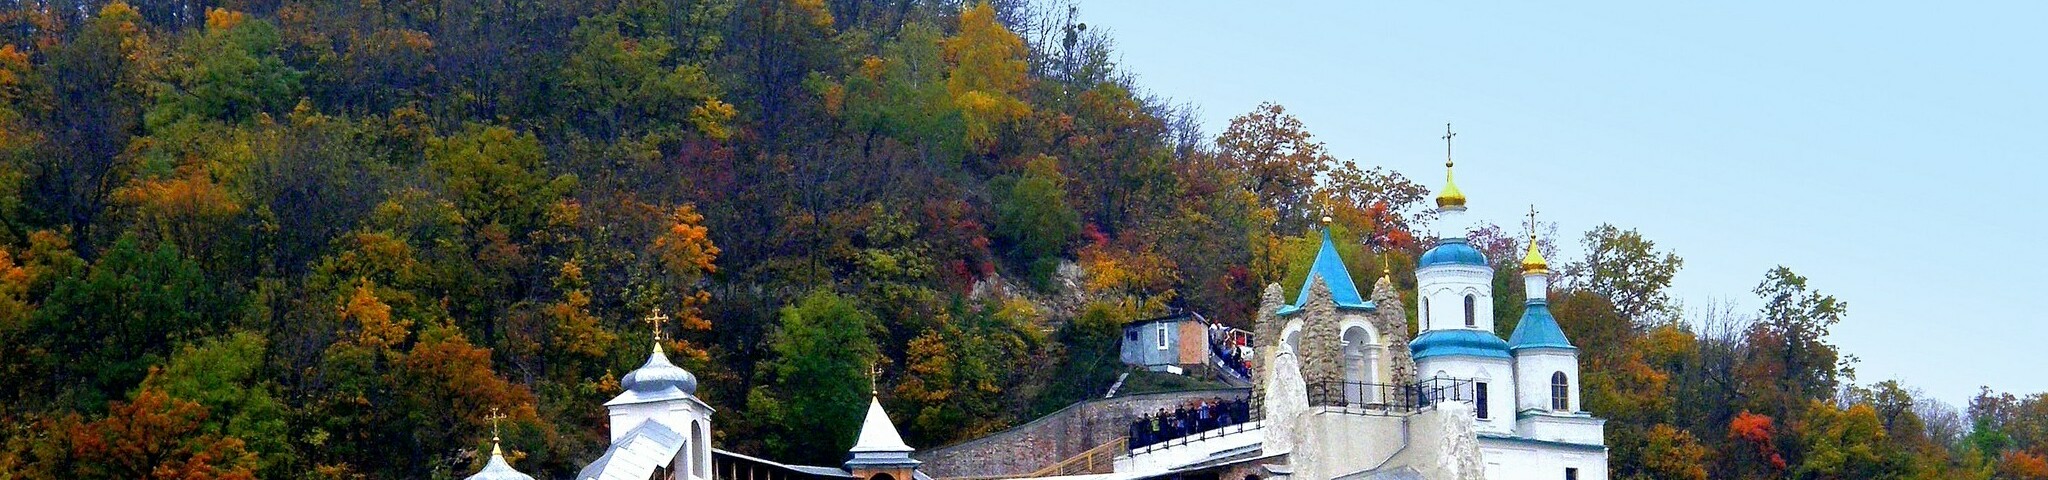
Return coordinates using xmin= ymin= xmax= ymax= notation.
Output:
xmin=1418 ymin=239 xmax=1489 ymax=268
xmin=1409 ymin=329 xmax=1511 ymax=359
xmin=620 ymin=343 xmax=699 ymax=395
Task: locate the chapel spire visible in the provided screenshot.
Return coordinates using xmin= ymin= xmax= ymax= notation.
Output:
xmin=1435 ymin=123 xmax=1467 ymax=210
xmin=846 ymin=369 xmax=920 ymax=480
xmin=1521 ymin=205 xmax=1548 ymax=275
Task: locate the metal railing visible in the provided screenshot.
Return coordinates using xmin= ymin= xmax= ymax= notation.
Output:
xmin=1126 ymin=400 xmax=1255 ymax=451
xmin=1305 ymin=377 xmax=1473 ymax=415
xmin=1125 ymin=420 xmax=1263 ymax=456
xmin=1025 ymin=437 xmax=1128 ymax=477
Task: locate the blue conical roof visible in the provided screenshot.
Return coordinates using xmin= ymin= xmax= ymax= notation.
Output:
xmin=1290 ymin=228 xmax=1372 ymax=311
xmin=1507 ymin=301 xmax=1575 ymax=351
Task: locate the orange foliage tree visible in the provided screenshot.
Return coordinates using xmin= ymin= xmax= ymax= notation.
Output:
xmin=1730 ymin=411 xmax=1788 ymax=473
xmin=59 ymin=388 xmax=259 ymax=479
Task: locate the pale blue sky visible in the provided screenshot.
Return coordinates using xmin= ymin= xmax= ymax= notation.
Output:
xmin=1078 ymin=1 xmax=2047 ymax=406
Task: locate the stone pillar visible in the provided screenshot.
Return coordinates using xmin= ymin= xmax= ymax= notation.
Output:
xmin=1295 ymin=278 xmax=1344 ymax=400
xmin=1250 ymin=283 xmax=1284 ymax=415
xmin=1371 ymin=275 xmax=1417 ymax=387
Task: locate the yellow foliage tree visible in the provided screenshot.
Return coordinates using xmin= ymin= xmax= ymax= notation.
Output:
xmin=650 ymin=203 xmax=720 ymax=360
xmin=1640 ymin=424 xmax=1710 ymax=480
xmin=943 ymin=2 xmax=1030 ymax=152
xmin=340 ymin=280 xmax=411 ymax=351
xmin=545 ymin=260 xmax=615 ymax=360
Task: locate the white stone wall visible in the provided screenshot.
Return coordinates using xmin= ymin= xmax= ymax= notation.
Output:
xmin=1418 ymin=356 xmax=1517 ymax=436
xmin=1512 ymin=349 xmax=1579 ymax=414
xmin=1289 ymin=411 xmax=1414 ymax=480
xmin=1512 ymin=414 xmax=1605 ymax=446
xmin=1478 ymin=439 xmax=1606 ymax=480
xmin=1417 ymin=264 xmax=1495 ymax=333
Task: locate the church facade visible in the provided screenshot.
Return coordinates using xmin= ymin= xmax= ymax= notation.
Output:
xmin=1089 ymin=131 xmax=1609 ymax=480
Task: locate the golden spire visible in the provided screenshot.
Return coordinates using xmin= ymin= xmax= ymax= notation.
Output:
xmin=1521 ymin=205 xmax=1548 ymax=273
xmin=1380 ymin=252 xmax=1392 ymax=279
xmin=869 ymin=362 xmax=882 ymax=396
xmin=1436 ymin=123 xmax=1467 ymax=209
xmin=486 ymin=407 xmax=507 ymax=457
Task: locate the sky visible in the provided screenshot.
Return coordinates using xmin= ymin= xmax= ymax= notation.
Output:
xmin=1076 ymin=1 xmax=2048 ymax=406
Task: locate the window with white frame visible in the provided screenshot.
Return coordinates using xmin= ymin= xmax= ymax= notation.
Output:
xmin=1157 ymin=323 xmax=1168 ymax=350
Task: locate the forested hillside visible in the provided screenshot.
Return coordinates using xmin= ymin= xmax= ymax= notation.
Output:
xmin=0 ymin=1 xmax=2042 ymax=479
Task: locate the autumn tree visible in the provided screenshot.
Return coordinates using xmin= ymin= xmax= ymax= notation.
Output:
xmin=1637 ymin=424 xmax=1710 ymax=480
xmin=140 ymin=332 xmax=294 ymax=476
xmin=1561 ymin=224 xmax=1684 ymax=323
xmin=944 ymin=2 xmax=1031 ymax=153
xmin=1796 ymin=400 xmax=1908 ymax=480
xmin=1214 ymin=102 xmax=1335 ymax=234
xmin=1742 ymin=266 xmax=1848 ymax=419
xmin=1730 ymin=411 xmax=1788 ymax=478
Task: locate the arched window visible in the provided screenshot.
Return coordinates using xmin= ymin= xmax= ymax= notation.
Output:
xmin=1463 ymin=294 xmax=1476 ymax=327
xmin=1551 ymin=372 xmax=1570 ymax=411
xmin=1421 ymin=297 xmax=1430 ymax=329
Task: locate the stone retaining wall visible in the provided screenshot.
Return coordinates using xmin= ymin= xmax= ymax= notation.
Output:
xmin=915 ymin=388 xmax=1251 ymax=478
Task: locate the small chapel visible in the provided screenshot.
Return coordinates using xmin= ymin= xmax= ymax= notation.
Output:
xmin=457 ymin=310 xmax=932 ymax=480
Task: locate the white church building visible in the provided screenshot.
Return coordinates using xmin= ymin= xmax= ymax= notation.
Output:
xmin=1070 ymin=129 xmax=1608 ymax=480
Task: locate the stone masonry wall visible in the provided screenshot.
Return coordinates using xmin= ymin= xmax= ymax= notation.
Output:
xmin=913 ymin=388 xmax=1251 ymax=478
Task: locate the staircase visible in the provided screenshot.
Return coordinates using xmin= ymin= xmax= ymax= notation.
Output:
xmin=1210 ymin=345 xmax=1253 ymax=388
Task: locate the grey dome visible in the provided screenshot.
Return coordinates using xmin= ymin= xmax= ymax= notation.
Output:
xmin=620 ymin=343 xmax=698 ymax=395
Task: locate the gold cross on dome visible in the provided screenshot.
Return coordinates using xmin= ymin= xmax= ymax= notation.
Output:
xmin=1442 ymin=123 xmax=1458 ymax=168
xmin=486 ymin=407 xmax=507 ymax=441
xmin=1526 ymin=205 xmax=1541 ymax=242
xmin=645 ymin=307 xmax=670 ymax=342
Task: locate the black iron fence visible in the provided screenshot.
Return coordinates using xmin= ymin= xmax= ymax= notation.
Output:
xmin=1305 ymin=377 xmax=1473 ymax=414
xmin=1127 ymin=399 xmax=1254 ymax=450
xmin=1133 ymin=377 xmax=1478 ymax=454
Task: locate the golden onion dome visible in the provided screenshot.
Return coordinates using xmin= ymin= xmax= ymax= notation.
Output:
xmin=1436 ymin=161 xmax=1467 ymax=209
xmin=1521 ymin=238 xmax=1548 ymax=273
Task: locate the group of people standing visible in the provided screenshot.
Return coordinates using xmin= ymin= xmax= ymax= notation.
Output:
xmin=1128 ymin=397 xmax=1253 ymax=449
xmin=1208 ymin=322 xmax=1252 ymax=380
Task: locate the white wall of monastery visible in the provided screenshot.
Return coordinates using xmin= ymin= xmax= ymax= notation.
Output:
xmin=1479 ymin=439 xmax=1606 ymax=480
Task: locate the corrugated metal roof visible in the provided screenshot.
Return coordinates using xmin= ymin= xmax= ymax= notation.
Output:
xmin=712 ymin=448 xmax=857 ymax=479
xmin=575 ymin=422 xmax=685 ymax=480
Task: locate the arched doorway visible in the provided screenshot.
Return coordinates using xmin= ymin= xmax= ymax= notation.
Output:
xmin=1340 ymin=325 xmax=1380 ymax=405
